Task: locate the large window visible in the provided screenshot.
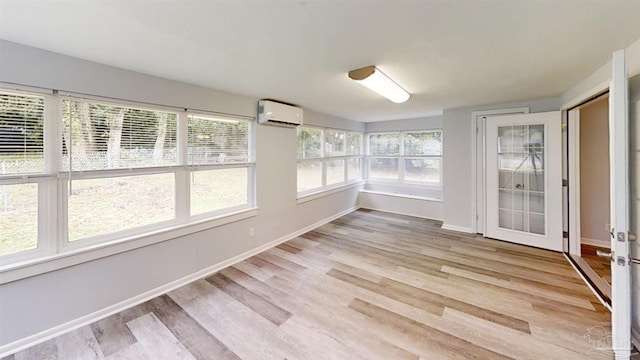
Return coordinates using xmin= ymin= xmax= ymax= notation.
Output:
xmin=0 ymin=89 xmax=254 ymax=263
xmin=297 ymin=126 xmax=363 ymax=195
xmin=367 ymin=130 xmax=442 ymax=186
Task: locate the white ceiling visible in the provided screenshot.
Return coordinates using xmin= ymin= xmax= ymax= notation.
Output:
xmin=1 ymin=1 xmax=640 ymax=122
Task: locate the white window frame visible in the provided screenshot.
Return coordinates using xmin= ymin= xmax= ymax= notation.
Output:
xmin=297 ymin=126 xmax=364 ymax=199
xmin=366 ymin=130 xmax=443 ymax=188
xmin=0 ymin=88 xmax=256 ymax=277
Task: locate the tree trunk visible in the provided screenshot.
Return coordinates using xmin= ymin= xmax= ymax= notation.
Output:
xmin=107 ymin=108 xmax=125 ymax=168
xmin=153 ymin=112 xmax=168 ymax=165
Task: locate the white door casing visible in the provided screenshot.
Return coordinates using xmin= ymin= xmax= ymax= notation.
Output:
xmin=484 ymin=111 xmax=563 ymax=251
xmin=471 ymin=108 xmax=529 ymax=234
xmin=609 ymin=49 xmax=631 ymax=360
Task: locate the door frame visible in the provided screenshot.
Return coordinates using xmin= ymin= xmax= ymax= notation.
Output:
xmin=483 ymin=112 xmax=563 ymax=251
xmin=471 ymin=107 xmax=529 ymax=234
xmin=566 ymin=94 xmax=613 ymax=302
xmin=561 ymin=50 xmax=632 ymax=359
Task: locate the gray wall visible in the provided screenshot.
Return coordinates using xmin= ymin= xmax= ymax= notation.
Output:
xmin=0 ymin=40 xmax=363 ymax=346
xmin=441 ymin=97 xmax=562 ymax=231
xmin=365 ymin=115 xmax=442 ymax=132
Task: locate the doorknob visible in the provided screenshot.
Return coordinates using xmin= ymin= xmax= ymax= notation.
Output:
xmin=596 ymin=249 xmax=612 ymax=259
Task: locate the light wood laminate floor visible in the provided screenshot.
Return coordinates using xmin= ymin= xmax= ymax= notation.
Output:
xmin=581 ymin=244 xmax=612 ymax=285
xmin=5 ymin=209 xmax=616 ymax=359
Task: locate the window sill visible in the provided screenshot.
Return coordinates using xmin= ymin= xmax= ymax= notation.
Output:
xmin=359 ymin=189 xmax=443 ymax=202
xmin=297 ymin=181 xmax=364 ymax=204
xmin=0 ymin=208 xmax=258 ymax=284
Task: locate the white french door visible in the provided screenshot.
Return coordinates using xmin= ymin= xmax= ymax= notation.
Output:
xmin=609 ymin=49 xmax=631 ymax=360
xmin=484 ymin=111 xmax=563 ymax=251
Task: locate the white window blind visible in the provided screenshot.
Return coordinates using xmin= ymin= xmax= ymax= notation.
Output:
xmin=0 ymin=91 xmax=45 ymax=175
xmin=369 ymin=132 xmax=400 ymax=156
xmin=404 ymin=131 xmax=442 ymax=156
xmin=61 ymin=99 xmax=178 ymax=171
xmin=188 ymin=115 xmax=249 ymax=164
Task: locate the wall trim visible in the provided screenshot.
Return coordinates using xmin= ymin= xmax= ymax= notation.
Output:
xmin=632 ymin=327 xmax=640 ymax=353
xmin=441 ymin=224 xmax=474 ymax=234
xmin=0 ymin=206 xmax=359 ymax=358
xmin=581 ymin=237 xmax=611 ymax=249
xmin=359 ymin=205 xmax=440 ymax=221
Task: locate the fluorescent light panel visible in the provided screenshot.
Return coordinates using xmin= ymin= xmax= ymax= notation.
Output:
xmin=348 ymin=66 xmax=410 ymax=103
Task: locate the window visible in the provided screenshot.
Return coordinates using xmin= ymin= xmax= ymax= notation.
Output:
xmin=188 ymin=114 xmax=251 ymax=216
xmin=1 ymin=89 xmax=254 ymax=264
xmin=0 ymin=91 xmax=47 ymax=258
xmin=297 ymin=126 xmax=363 ymax=195
xmin=366 ymin=130 xmax=442 ymax=185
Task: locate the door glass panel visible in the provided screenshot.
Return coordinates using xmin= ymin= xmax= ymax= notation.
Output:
xmin=497 ymin=124 xmax=545 ymax=235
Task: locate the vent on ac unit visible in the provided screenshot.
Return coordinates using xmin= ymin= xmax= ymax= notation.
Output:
xmin=257 ymin=100 xmax=303 ymax=127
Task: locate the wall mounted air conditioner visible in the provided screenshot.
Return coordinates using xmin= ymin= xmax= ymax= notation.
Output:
xmin=257 ymin=100 xmax=303 ymax=127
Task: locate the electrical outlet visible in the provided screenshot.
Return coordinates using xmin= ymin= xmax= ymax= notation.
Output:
xmin=605 ymin=223 xmax=611 ymax=232
xmin=249 ymin=227 xmax=255 ymax=237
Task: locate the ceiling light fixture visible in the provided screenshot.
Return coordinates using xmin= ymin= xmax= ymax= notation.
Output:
xmin=348 ymin=65 xmax=410 ymax=103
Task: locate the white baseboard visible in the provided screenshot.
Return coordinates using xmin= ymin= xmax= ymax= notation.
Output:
xmin=581 ymin=237 xmax=611 ymax=249
xmin=358 ymin=205 xmax=441 ymax=221
xmin=0 ymin=206 xmax=359 ymax=358
xmin=440 ymin=224 xmax=474 ymax=234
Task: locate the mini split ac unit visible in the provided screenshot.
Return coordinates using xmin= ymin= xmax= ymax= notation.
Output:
xmin=257 ymin=100 xmax=303 ymax=127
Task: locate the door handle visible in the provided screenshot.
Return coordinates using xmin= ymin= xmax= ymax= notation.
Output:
xmin=596 ymin=249 xmax=612 ymax=259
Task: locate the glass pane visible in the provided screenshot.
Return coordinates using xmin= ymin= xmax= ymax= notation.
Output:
xmin=61 ymin=100 xmax=178 ymax=171
xmin=497 ymin=124 xmax=546 ymax=235
xmin=297 ymin=127 xmax=322 ymax=159
xmin=368 ymin=158 xmax=398 ymax=180
xmin=297 ymin=160 xmax=322 ymax=192
xmin=347 ymin=158 xmax=361 ymax=181
xmin=0 ymin=183 xmax=38 ymax=256
xmin=404 ymin=131 xmax=442 ymax=156
xmin=404 ymin=158 xmax=440 ymax=183
xmin=188 ymin=115 xmax=249 ymax=164
xmin=67 ymin=173 xmax=175 ymax=241
xmin=499 ymin=209 xmax=513 ymax=230
xmin=191 ymin=168 xmax=248 ymax=215
xmin=324 ymin=130 xmax=345 ymax=157
xmin=346 ymin=132 xmax=363 ymax=156
xmin=326 ymin=159 xmax=345 ymax=186
xmin=0 ymin=92 xmax=45 ymax=174
xmin=369 ymin=133 xmax=400 ymax=155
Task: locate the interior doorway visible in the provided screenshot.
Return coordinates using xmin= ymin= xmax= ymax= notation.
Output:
xmin=567 ymin=93 xmax=612 ymax=303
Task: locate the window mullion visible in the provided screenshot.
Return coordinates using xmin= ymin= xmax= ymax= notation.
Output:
xmin=176 ymin=112 xmax=189 ymax=221
xmin=42 ymin=94 xmax=59 ymax=255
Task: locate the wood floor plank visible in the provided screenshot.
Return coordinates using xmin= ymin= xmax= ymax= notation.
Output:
xmin=126 ymin=312 xmax=196 ymax=360
xmin=90 ymin=313 xmax=136 ymax=357
xmin=147 ymin=295 xmax=241 ymax=360
xmin=206 ymin=272 xmax=292 ymax=326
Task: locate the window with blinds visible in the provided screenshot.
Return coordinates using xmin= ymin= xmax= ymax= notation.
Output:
xmin=297 ymin=126 xmax=363 ymax=195
xmin=188 ymin=114 xmax=252 ymax=216
xmin=0 ymin=91 xmax=45 ymax=175
xmin=188 ymin=115 xmax=249 ymax=164
xmin=0 ymin=87 xmax=256 ymax=263
xmin=60 ymin=99 xmax=178 ymax=171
